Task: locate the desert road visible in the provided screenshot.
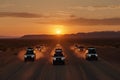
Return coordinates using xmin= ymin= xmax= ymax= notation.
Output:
xmin=0 ymin=43 xmax=120 ymax=80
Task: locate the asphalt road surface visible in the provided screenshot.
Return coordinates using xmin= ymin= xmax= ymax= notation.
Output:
xmin=0 ymin=43 xmax=120 ymax=80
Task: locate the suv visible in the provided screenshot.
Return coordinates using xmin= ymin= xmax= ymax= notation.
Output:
xmin=24 ymin=48 xmax=36 ymax=62
xmin=78 ymin=46 xmax=85 ymax=52
xmin=36 ymin=46 xmax=42 ymax=51
xmin=53 ymin=49 xmax=65 ymax=65
xmin=85 ymin=47 xmax=98 ymax=61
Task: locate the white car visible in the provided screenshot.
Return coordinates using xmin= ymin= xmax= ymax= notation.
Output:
xmin=24 ymin=48 xmax=36 ymax=62
xmin=85 ymin=47 xmax=98 ymax=61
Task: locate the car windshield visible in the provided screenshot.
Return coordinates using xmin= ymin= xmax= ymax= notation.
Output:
xmin=26 ymin=48 xmax=34 ymax=54
xmin=54 ymin=53 xmax=64 ymax=57
xmin=88 ymin=49 xmax=96 ymax=54
xmin=55 ymin=49 xmax=62 ymax=52
xmin=36 ymin=46 xmax=40 ymax=48
xmin=78 ymin=46 xmax=84 ymax=48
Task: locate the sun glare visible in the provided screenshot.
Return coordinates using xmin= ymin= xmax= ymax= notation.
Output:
xmin=52 ymin=25 xmax=65 ymax=35
xmin=56 ymin=29 xmax=61 ymax=35
xmin=49 ymin=24 xmax=67 ymax=35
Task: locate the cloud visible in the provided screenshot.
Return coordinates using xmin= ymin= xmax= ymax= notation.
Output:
xmin=0 ymin=11 xmax=75 ymax=19
xmin=56 ymin=11 xmax=76 ymax=18
xmin=0 ymin=4 xmax=13 ymax=8
xmin=46 ymin=11 xmax=76 ymax=19
xmin=37 ymin=18 xmax=120 ymax=25
xmin=0 ymin=12 xmax=48 ymax=18
xmin=71 ymin=5 xmax=120 ymax=11
xmin=64 ymin=18 xmax=120 ymax=25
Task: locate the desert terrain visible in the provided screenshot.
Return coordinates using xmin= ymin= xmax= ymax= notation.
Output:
xmin=0 ymin=38 xmax=120 ymax=80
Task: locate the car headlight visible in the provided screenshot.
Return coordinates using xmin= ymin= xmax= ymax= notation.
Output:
xmin=53 ymin=58 xmax=56 ymax=60
xmin=95 ymin=54 xmax=98 ymax=56
xmin=61 ymin=57 xmax=65 ymax=60
xmin=31 ymin=55 xmax=35 ymax=57
xmin=87 ymin=54 xmax=91 ymax=57
xmin=24 ymin=55 xmax=27 ymax=58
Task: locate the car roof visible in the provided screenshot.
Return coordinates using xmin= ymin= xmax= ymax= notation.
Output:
xmin=55 ymin=48 xmax=62 ymax=51
xmin=56 ymin=48 xmax=62 ymax=50
xmin=27 ymin=47 xmax=33 ymax=49
xmin=88 ymin=47 xmax=96 ymax=49
xmin=27 ymin=48 xmax=34 ymax=51
xmin=78 ymin=46 xmax=84 ymax=48
xmin=54 ymin=53 xmax=64 ymax=56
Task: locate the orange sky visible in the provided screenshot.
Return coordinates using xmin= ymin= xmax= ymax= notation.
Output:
xmin=0 ymin=0 xmax=120 ymax=36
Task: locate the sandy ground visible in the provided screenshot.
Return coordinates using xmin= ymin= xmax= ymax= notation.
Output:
xmin=70 ymin=45 xmax=120 ymax=68
xmin=0 ymin=42 xmax=120 ymax=80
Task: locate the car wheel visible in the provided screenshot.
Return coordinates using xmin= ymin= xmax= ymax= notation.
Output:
xmin=62 ymin=62 xmax=65 ymax=65
xmin=24 ymin=58 xmax=27 ymax=62
xmin=86 ymin=57 xmax=88 ymax=60
xmin=53 ymin=62 xmax=55 ymax=65
xmin=95 ymin=58 xmax=98 ymax=61
xmin=53 ymin=61 xmax=57 ymax=65
xmin=32 ymin=58 xmax=35 ymax=62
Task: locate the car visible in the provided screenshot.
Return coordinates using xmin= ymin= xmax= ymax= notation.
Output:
xmin=35 ymin=46 xmax=42 ymax=51
xmin=74 ymin=44 xmax=79 ymax=48
xmin=85 ymin=47 xmax=98 ymax=61
xmin=24 ymin=48 xmax=36 ymax=62
xmin=77 ymin=46 xmax=85 ymax=52
xmin=53 ymin=49 xmax=65 ymax=65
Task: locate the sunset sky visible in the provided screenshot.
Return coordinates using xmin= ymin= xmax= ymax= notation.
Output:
xmin=0 ymin=0 xmax=120 ymax=36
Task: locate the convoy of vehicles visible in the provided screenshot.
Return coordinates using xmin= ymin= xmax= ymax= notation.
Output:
xmin=23 ymin=44 xmax=98 ymax=63
xmin=74 ymin=44 xmax=98 ymax=61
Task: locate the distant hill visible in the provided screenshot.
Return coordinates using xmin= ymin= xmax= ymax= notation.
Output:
xmin=21 ymin=35 xmax=56 ymax=39
xmin=0 ymin=36 xmax=18 ymax=39
xmin=0 ymin=36 xmax=7 ymax=38
xmin=75 ymin=31 xmax=120 ymax=38
xmin=21 ymin=31 xmax=120 ymax=39
xmin=0 ymin=36 xmax=13 ymax=39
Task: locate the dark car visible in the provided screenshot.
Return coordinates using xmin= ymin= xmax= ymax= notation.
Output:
xmin=53 ymin=49 xmax=65 ymax=65
xmin=24 ymin=48 xmax=36 ymax=62
xmin=85 ymin=47 xmax=98 ymax=61
xmin=74 ymin=44 xmax=79 ymax=48
xmin=78 ymin=46 xmax=85 ymax=52
xmin=35 ymin=46 xmax=42 ymax=51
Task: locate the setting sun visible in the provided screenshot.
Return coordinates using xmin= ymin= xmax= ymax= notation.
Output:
xmin=56 ymin=29 xmax=62 ymax=35
xmin=52 ymin=25 xmax=66 ymax=35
